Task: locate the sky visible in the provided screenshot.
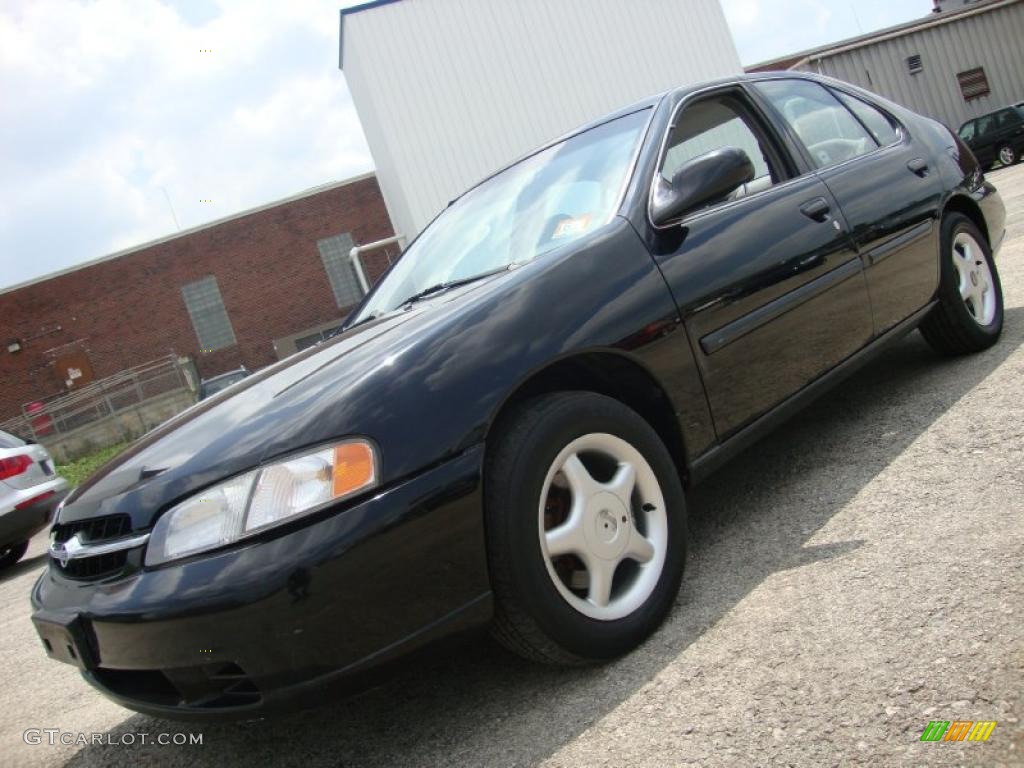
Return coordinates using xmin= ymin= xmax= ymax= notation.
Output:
xmin=0 ymin=0 xmax=931 ymax=290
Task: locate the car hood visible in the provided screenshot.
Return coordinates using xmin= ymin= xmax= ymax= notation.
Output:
xmin=59 ymin=292 xmax=469 ymax=528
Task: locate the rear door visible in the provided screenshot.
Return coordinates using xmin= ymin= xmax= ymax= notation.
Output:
xmin=753 ymin=79 xmax=943 ymax=335
xmin=643 ymin=86 xmax=873 ymax=437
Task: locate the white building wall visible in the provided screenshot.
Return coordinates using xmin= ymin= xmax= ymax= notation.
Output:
xmin=341 ymin=0 xmax=742 ymax=240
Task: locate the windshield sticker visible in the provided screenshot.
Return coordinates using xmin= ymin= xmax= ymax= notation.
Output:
xmin=553 ymin=214 xmax=593 ymax=240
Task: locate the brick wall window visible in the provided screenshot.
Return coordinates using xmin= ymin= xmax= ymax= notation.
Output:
xmin=181 ymin=276 xmax=237 ymax=351
xmin=318 ymin=232 xmax=363 ymax=308
xmin=957 ymin=67 xmax=990 ymax=101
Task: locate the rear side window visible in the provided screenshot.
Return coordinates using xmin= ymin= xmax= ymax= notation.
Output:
xmin=996 ymin=109 xmax=1020 ymax=128
xmin=833 ymin=91 xmax=899 ymax=146
xmin=958 ymin=121 xmax=976 ymax=141
xmin=754 ymin=79 xmax=878 ymax=170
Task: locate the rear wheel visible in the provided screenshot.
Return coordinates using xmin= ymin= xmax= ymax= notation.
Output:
xmin=0 ymin=540 xmax=29 ymax=570
xmin=998 ymin=144 xmax=1018 ymax=167
xmin=920 ymin=213 xmax=1003 ymax=355
xmin=485 ymin=392 xmax=686 ymax=664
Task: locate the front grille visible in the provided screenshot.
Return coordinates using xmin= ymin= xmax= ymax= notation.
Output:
xmin=52 ymin=513 xmax=134 ymax=580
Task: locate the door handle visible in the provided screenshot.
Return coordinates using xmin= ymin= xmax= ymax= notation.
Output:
xmin=799 ymin=197 xmax=831 ymax=222
xmin=907 ymin=158 xmax=929 ymax=177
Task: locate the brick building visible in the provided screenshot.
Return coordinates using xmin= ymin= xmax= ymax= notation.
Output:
xmin=0 ymin=173 xmax=395 ymax=422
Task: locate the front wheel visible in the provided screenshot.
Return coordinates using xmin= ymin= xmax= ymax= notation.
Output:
xmin=920 ymin=213 xmax=1003 ymax=356
xmin=998 ymin=144 xmax=1018 ymax=167
xmin=485 ymin=392 xmax=686 ymax=665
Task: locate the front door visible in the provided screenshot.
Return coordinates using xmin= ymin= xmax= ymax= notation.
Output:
xmin=646 ymin=87 xmax=873 ymax=438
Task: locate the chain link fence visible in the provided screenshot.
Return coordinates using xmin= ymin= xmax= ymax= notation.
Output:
xmin=0 ymin=356 xmax=196 ymax=455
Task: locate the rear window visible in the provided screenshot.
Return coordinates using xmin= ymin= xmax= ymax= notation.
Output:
xmin=0 ymin=430 xmax=26 ymax=449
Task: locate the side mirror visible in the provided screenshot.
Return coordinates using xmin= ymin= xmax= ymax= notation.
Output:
xmin=651 ymin=147 xmax=756 ymax=225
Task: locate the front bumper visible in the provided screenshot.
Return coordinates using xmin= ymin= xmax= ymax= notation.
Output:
xmin=30 ymin=446 xmax=491 ymax=720
xmin=0 ymin=478 xmax=67 ymax=548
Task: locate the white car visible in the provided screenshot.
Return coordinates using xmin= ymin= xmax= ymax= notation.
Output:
xmin=0 ymin=430 xmax=68 ymax=569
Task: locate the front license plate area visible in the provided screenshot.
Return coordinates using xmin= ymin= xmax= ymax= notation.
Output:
xmin=32 ymin=610 xmax=97 ymax=670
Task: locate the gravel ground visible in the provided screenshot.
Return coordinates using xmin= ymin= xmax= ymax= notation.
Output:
xmin=2 ymin=165 xmax=1022 ymax=767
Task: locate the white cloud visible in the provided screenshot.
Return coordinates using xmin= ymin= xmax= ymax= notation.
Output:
xmin=0 ymin=0 xmax=372 ymax=288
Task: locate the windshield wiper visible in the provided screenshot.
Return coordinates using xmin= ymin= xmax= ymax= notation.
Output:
xmin=398 ymin=265 xmax=514 ymax=308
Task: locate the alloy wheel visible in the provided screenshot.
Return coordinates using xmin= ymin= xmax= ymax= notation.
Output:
xmin=537 ymin=432 xmax=667 ymax=621
xmin=999 ymin=146 xmax=1015 ymax=167
xmin=952 ymin=231 xmax=996 ymax=326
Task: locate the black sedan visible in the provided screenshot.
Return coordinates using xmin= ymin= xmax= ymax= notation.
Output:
xmin=32 ymin=73 xmax=1006 ymax=720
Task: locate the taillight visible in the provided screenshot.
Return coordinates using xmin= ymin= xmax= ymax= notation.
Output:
xmin=0 ymin=454 xmax=34 ymax=480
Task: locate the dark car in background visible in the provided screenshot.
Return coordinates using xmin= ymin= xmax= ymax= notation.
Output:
xmin=958 ymin=106 xmax=1024 ymax=169
xmin=198 ymin=367 xmax=250 ymax=400
xmin=32 ymin=72 xmax=1006 ymax=720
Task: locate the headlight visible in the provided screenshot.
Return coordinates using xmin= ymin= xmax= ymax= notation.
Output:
xmin=146 ymin=440 xmax=377 ymax=566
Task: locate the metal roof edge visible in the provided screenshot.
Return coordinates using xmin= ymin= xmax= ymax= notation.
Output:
xmin=338 ymin=0 xmax=406 ymax=69
xmin=1 ymin=172 xmax=377 ymax=297
xmin=747 ymin=0 xmax=1021 ymax=71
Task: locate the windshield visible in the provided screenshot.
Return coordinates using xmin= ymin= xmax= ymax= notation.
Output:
xmin=355 ymin=108 xmax=650 ymax=320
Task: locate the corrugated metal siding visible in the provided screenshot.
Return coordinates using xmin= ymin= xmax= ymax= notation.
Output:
xmin=342 ymin=0 xmax=741 ymax=238
xmin=796 ymin=1 xmax=1024 ymax=131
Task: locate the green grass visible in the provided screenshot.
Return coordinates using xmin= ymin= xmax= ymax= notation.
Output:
xmin=57 ymin=443 xmax=128 ymax=487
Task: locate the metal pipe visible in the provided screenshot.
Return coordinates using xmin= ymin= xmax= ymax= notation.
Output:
xmin=349 ymin=235 xmax=406 ymax=295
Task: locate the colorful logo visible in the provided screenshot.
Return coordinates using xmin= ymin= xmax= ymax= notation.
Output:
xmin=920 ymin=720 xmax=996 ymax=742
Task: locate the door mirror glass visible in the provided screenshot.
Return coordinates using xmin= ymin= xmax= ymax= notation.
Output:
xmin=652 ymin=147 xmax=755 ymax=225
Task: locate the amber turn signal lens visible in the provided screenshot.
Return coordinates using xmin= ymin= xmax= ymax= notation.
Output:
xmin=333 ymin=442 xmax=376 ymax=498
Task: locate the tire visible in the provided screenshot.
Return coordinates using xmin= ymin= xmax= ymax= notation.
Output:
xmin=997 ymin=144 xmax=1018 ymax=167
xmin=485 ymin=391 xmax=686 ymax=665
xmin=920 ymin=213 xmax=1003 ymax=356
xmin=0 ymin=540 xmax=29 ymax=570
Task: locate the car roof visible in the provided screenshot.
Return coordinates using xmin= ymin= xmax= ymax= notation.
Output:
xmin=962 ymin=105 xmax=1022 ymax=124
xmin=457 ymin=72 xmax=814 ymax=202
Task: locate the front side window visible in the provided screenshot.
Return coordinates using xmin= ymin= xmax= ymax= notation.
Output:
xmin=355 ymin=109 xmax=650 ymax=320
xmin=658 ymin=94 xmax=779 ymax=212
xmin=958 ymin=121 xmax=976 ymax=141
xmin=975 ymin=114 xmax=995 ymax=137
xmin=755 ymin=79 xmax=878 ymax=169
